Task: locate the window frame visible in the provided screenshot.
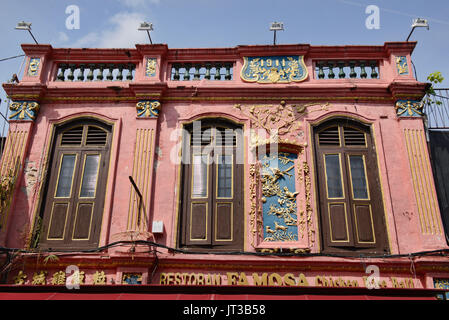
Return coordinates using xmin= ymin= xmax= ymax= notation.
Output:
xmin=178 ymin=118 xmax=244 ymax=252
xmin=313 ymin=118 xmax=389 ymax=255
xmin=35 ymin=118 xmax=113 ymax=250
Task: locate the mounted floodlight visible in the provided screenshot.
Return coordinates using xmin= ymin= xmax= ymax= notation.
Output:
xmin=15 ymin=21 xmax=38 ymax=44
xmin=406 ymin=18 xmax=429 ymax=41
xmin=412 ymin=18 xmax=429 ymax=30
xmin=138 ymin=22 xmax=153 ymax=44
xmin=15 ymin=21 xmax=32 ymax=30
xmin=270 ymin=22 xmax=284 ymax=45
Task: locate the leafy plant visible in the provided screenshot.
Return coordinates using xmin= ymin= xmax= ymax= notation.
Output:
xmin=422 ymin=71 xmax=445 ymax=108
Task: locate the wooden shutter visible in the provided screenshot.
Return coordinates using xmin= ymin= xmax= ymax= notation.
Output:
xmin=39 ymin=120 xmax=112 ymax=250
xmin=180 ymin=120 xmax=243 ymax=251
xmin=314 ymin=120 xmax=388 ymax=255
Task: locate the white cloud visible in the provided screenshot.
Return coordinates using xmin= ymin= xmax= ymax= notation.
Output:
xmin=73 ymin=12 xmax=150 ymax=48
xmin=58 ymin=32 xmax=69 ymax=42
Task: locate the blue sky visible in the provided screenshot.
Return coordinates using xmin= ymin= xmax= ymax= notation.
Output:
xmin=1 ymin=0 xmax=449 ymax=120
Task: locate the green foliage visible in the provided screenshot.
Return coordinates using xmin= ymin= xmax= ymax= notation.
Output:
xmin=423 ymin=71 xmax=445 ymax=107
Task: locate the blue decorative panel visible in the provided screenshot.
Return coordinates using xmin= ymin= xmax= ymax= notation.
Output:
xmin=122 ymin=273 xmax=142 ymax=285
xmin=434 ymin=278 xmax=449 ymax=300
xmin=145 ymin=58 xmax=157 ymax=77
xmin=395 ymin=100 xmax=423 ymax=117
xmin=395 ymin=56 xmax=409 ymax=75
xmin=136 ymin=100 xmax=161 ymax=118
xmin=28 ymin=58 xmax=40 ymax=76
xmin=260 ymin=152 xmax=298 ymax=242
xmin=241 ymin=56 xmax=308 ymax=84
xmin=9 ymin=101 xmax=40 ymax=121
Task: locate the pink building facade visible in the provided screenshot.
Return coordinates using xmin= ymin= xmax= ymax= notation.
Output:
xmin=0 ymin=41 xmax=448 ymax=299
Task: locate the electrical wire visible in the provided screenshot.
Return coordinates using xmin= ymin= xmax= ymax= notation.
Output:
xmin=0 ymin=54 xmax=25 ymax=62
xmin=1 ymin=240 xmax=448 ymax=260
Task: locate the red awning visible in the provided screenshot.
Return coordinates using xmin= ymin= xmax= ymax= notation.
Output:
xmin=0 ymin=284 xmax=440 ymax=300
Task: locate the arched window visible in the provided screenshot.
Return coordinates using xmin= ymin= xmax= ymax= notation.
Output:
xmin=37 ymin=119 xmax=112 ymax=249
xmin=313 ymin=118 xmax=388 ymax=255
xmin=178 ymin=119 xmax=244 ymax=251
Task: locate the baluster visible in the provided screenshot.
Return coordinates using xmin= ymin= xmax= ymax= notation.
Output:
xmin=172 ymin=63 xmax=180 ymax=80
xmin=338 ymin=61 xmax=346 ymax=79
xmin=127 ymin=64 xmax=135 ymax=80
xmin=116 ymin=64 xmax=124 ymax=81
xmin=370 ymin=61 xmax=378 ymax=78
xmin=106 ymin=64 xmax=114 ymax=81
xmin=96 ymin=64 xmax=105 ymax=81
xmin=183 ymin=64 xmax=191 ymax=81
xmin=56 ymin=64 xmax=67 ymax=81
xmin=224 ymin=63 xmax=232 ymax=80
xmin=86 ymin=64 xmax=95 ymax=81
xmin=317 ymin=62 xmax=325 ymax=79
xmin=214 ymin=63 xmax=222 ymax=80
xmin=360 ymin=61 xmax=367 ymax=79
xmin=77 ymin=64 xmax=85 ymax=81
xmin=67 ymin=64 xmax=76 ymax=81
xmin=204 ymin=63 xmax=212 ymax=80
xmin=349 ymin=61 xmax=357 ymax=78
xmin=327 ymin=61 xmax=335 ymax=79
xmin=193 ymin=64 xmax=201 ymax=80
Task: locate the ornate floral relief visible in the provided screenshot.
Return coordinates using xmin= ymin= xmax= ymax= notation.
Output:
xmin=395 ymin=56 xmax=409 ymax=75
xmin=260 ymin=152 xmax=298 ymax=242
xmin=136 ymin=100 xmax=161 ymax=118
xmin=235 ymin=101 xmax=328 ymax=148
xmin=395 ymin=100 xmax=423 ymax=117
xmin=9 ymin=101 xmax=40 ymax=121
xmin=241 ymin=56 xmax=308 ymax=84
xmin=28 ymin=58 xmax=40 ymax=76
xmin=145 ymin=58 xmax=157 ymax=77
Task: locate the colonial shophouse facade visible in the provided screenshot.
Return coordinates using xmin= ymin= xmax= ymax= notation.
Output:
xmin=0 ymin=41 xmax=448 ymax=299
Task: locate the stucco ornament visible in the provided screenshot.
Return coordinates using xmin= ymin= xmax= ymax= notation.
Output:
xmin=9 ymin=101 xmax=40 ymax=121
xmin=145 ymin=58 xmax=157 ymax=77
xmin=241 ymin=56 xmax=308 ymax=83
xmin=395 ymin=100 xmax=423 ymax=117
xmin=136 ymin=100 xmax=161 ymax=118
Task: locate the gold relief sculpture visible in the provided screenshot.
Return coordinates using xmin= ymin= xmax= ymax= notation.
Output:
xmin=136 ymin=100 xmax=161 ymax=118
xmin=235 ymin=101 xmax=328 ymax=149
xmin=249 ymin=163 xmax=262 ymax=248
xmin=303 ymin=162 xmax=315 ymax=246
xmin=9 ymin=101 xmax=40 ymax=121
xmin=145 ymin=58 xmax=157 ymax=77
xmin=261 ymin=153 xmax=298 ymax=242
xmin=395 ymin=56 xmax=409 ymax=75
xmin=395 ymin=100 xmax=423 ymax=117
xmin=241 ymin=56 xmax=308 ymax=84
xmin=28 ymin=58 xmax=40 ymax=76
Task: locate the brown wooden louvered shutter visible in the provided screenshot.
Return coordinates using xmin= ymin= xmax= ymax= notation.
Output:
xmin=180 ymin=120 xmax=243 ymax=251
xmin=39 ymin=120 xmax=112 ymax=250
xmin=314 ymin=120 xmax=388 ymax=255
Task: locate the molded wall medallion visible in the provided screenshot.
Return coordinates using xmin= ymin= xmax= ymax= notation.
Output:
xmin=136 ymin=100 xmax=161 ymax=118
xmin=9 ymin=101 xmax=40 ymax=121
xmin=395 ymin=56 xmax=409 ymax=75
xmin=145 ymin=58 xmax=157 ymax=77
xmin=27 ymin=58 xmax=41 ymax=76
xmin=241 ymin=56 xmax=308 ymax=83
xmin=395 ymin=100 xmax=423 ymax=117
